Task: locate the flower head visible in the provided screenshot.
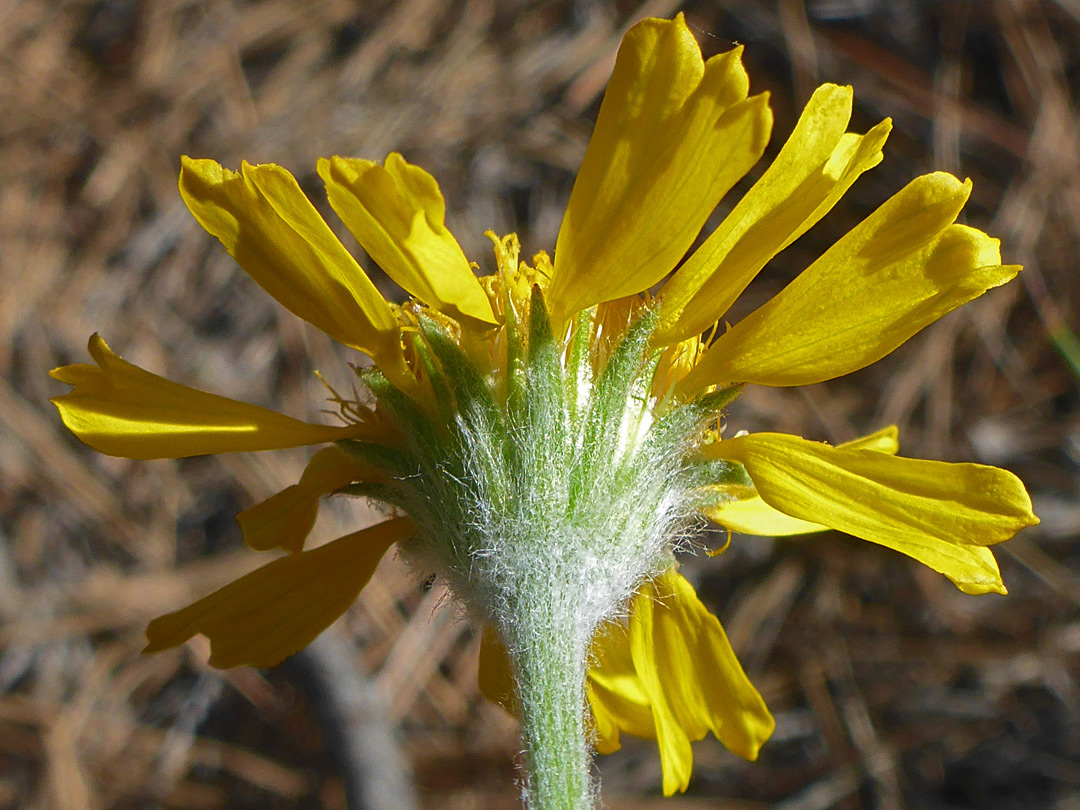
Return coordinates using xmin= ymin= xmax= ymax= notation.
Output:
xmin=51 ymin=14 xmax=1037 ymax=801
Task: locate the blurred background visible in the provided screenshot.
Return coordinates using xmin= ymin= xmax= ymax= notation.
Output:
xmin=2 ymin=0 xmax=1079 ymax=807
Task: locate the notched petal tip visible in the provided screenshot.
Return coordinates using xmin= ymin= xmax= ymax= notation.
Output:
xmin=708 ymin=432 xmax=1037 ymax=593
xmin=179 ymin=153 xmax=403 ymax=366
xmin=549 ymin=15 xmax=770 ymax=322
xmin=679 ymin=171 xmax=1011 ymax=394
xmin=50 ymin=333 xmax=368 ymax=459
xmin=319 ymin=153 xmax=496 ymax=327
xmin=179 ymin=155 xmax=232 ymax=186
xmin=656 ymin=81 xmax=890 ymax=351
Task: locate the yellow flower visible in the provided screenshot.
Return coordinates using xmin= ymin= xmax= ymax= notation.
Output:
xmin=51 ymin=13 xmax=1037 ymax=800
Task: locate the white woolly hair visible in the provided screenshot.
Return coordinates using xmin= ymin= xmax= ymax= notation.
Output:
xmin=384 ymin=306 xmax=704 ymax=650
xmin=344 ymin=301 xmax=724 ymax=807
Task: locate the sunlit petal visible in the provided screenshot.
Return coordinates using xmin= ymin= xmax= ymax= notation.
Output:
xmin=837 ymin=425 xmax=900 ymax=454
xmin=588 ymin=620 xmax=658 ymax=755
xmin=704 ymin=496 xmax=828 ymax=536
xmin=587 ymin=569 xmax=773 ymax=795
xmin=319 ymin=154 xmax=496 ymax=325
xmin=680 ymin=174 xmax=1020 ymax=394
xmin=179 ymin=157 xmax=406 ymax=377
xmin=548 ymin=15 xmax=772 ymax=323
xmin=656 ymin=84 xmax=890 ymax=345
xmin=50 ymin=334 xmax=372 ymax=459
xmin=707 ymin=432 xmax=1038 ymax=593
xmin=702 ymin=426 xmax=899 ymax=536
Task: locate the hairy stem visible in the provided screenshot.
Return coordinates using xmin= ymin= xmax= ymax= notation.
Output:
xmin=510 ymin=597 xmax=594 ymax=810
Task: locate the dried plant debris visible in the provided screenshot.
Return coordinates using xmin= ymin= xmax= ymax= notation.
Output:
xmin=4 ymin=0 xmax=1078 ymax=808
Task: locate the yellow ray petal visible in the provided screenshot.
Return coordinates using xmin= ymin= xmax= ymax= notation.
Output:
xmin=237 ymin=445 xmax=385 ymax=553
xmin=178 ymin=157 xmax=406 ymax=377
xmin=587 ymin=569 xmax=773 ymax=795
xmin=656 ymin=84 xmax=891 ymax=346
xmin=704 ymin=497 xmax=828 ymax=537
xmin=707 ymin=432 xmax=1038 ymax=593
xmin=318 ymin=154 xmax=496 ymax=326
xmin=632 ymin=569 xmax=773 ymax=795
xmin=588 ymin=620 xmax=658 ymax=755
xmin=548 ymin=15 xmax=772 ymax=323
xmin=477 ymin=625 xmax=520 ymax=716
xmin=702 ymin=426 xmax=899 ymax=536
xmin=679 ymin=174 xmax=1021 ymax=395
xmin=50 ymin=334 xmax=372 ymax=459
xmin=144 ymin=517 xmax=414 ymax=668
xmin=838 ymin=425 xmax=900 ymax=454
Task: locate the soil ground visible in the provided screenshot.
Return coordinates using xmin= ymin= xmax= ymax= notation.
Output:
xmin=2 ymin=1 xmax=1078 ymax=808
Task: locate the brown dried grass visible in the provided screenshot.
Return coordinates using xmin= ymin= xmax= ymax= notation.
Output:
xmin=2 ymin=0 xmax=1077 ymax=808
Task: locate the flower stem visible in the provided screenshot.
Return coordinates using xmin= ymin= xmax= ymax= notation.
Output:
xmin=510 ymin=600 xmax=594 ymax=810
